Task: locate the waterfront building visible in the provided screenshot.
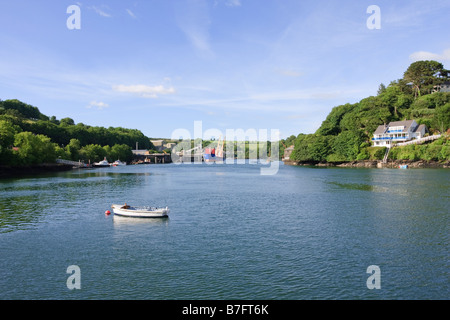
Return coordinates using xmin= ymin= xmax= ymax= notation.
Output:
xmin=372 ymin=120 xmax=427 ymax=147
xmin=283 ymin=145 xmax=295 ymax=160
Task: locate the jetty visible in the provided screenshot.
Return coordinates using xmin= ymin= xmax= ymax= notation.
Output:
xmin=132 ymin=152 xmax=172 ymax=164
xmin=56 ymin=159 xmax=92 ymax=168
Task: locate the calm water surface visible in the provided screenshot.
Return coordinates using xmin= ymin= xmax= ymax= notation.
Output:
xmin=0 ymin=163 xmax=448 ymax=299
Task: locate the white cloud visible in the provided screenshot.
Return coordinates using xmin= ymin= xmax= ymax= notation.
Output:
xmin=175 ymin=0 xmax=213 ymax=57
xmin=409 ymin=49 xmax=450 ymax=62
xmin=112 ymin=84 xmax=176 ymax=98
xmin=126 ymin=9 xmax=137 ymax=19
xmin=87 ymin=101 xmax=109 ymax=109
xmin=214 ymin=0 xmax=241 ymax=7
xmin=225 ymin=0 xmax=241 ymax=7
xmin=275 ymin=68 xmax=303 ymax=77
xmin=90 ymin=5 xmax=112 ymax=17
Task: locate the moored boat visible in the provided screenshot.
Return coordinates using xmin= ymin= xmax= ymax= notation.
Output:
xmin=112 ymin=160 xmax=126 ymax=166
xmin=111 ymin=204 xmax=169 ymax=218
xmin=93 ymin=157 xmax=110 ymax=167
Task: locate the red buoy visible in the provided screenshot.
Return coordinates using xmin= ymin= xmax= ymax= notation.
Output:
xmin=105 ymin=210 xmax=111 ymax=216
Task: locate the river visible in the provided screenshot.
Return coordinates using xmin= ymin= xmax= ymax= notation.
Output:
xmin=0 ymin=162 xmax=448 ymax=299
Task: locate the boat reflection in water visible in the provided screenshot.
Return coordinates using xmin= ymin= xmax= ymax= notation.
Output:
xmin=112 ymin=214 xmax=169 ymax=227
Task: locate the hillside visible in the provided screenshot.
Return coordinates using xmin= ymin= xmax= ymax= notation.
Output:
xmin=290 ymin=60 xmax=450 ymax=164
xmin=0 ymin=99 xmax=155 ymax=166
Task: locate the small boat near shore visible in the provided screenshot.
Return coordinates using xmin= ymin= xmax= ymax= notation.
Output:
xmin=93 ymin=157 xmax=110 ymax=167
xmin=111 ymin=204 xmax=169 ymax=218
xmin=112 ymin=160 xmax=126 ymax=166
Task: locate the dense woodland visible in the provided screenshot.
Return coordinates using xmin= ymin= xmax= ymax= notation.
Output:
xmin=288 ymin=60 xmax=450 ymax=163
xmin=0 ymin=100 xmax=154 ymax=166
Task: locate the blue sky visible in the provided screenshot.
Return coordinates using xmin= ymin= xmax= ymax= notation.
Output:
xmin=1 ymin=0 xmax=449 ymax=140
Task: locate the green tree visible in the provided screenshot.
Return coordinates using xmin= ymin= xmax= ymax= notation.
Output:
xmin=13 ymin=132 xmax=56 ymax=165
xmin=332 ymin=130 xmax=365 ymax=161
xmin=65 ymin=138 xmax=81 ymax=161
xmin=403 ymin=60 xmax=449 ymax=98
xmin=422 ymin=144 xmax=442 ymax=161
xmin=433 ymin=103 xmax=450 ymax=133
xmin=317 ymin=103 xmax=355 ymax=136
xmin=291 ymin=134 xmax=312 ymax=161
xmin=28 ymin=120 xmax=68 ymax=145
xmin=377 ymin=83 xmax=386 ymax=95
xmin=291 ymin=134 xmax=334 ymax=162
xmin=439 ymin=144 xmax=450 ymax=161
xmin=0 ymin=120 xmax=21 ymax=149
xmin=79 ymin=144 xmax=106 ymax=163
xmin=0 ymin=120 xmax=22 ymax=165
xmin=1 ymin=99 xmax=42 ymax=120
xmin=55 ymin=145 xmax=70 ymax=160
xmin=110 ymin=144 xmax=133 ymax=162
xmin=60 ymin=117 xmax=75 ymax=126
xmin=308 ymin=135 xmax=332 ymax=161
xmin=103 ymin=145 xmax=112 ymax=160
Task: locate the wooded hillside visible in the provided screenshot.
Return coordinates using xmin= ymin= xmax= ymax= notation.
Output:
xmin=290 ymin=60 xmax=450 ymax=163
xmin=0 ymin=99 xmax=155 ymax=165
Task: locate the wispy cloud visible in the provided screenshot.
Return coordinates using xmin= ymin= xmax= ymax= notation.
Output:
xmin=384 ymin=0 xmax=450 ymax=28
xmin=176 ymin=0 xmax=213 ymax=57
xmin=160 ymin=84 xmax=365 ymax=113
xmin=225 ymin=0 xmax=241 ymax=7
xmin=275 ymin=68 xmax=303 ymax=77
xmin=90 ymin=5 xmax=112 ymax=18
xmin=87 ymin=101 xmax=109 ymax=109
xmin=112 ymin=84 xmax=176 ymax=98
xmin=410 ymin=48 xmax=450 ymax=62
xmin=126 ymin=9 xmax=137 ymax=19
xmin=214 ymin=0 xmax=241 ymax=7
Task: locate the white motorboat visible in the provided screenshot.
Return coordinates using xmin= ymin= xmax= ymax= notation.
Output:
xmin=111 ymin=204 xmax=169 ymax=218
xmin=93 ymin=157 xmax=110 ymax=167
xmin=112 ymin=160 xmax=126 ymax=166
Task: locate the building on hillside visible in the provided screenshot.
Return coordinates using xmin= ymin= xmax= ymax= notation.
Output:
xmin=372 ymin=120 xmax=428 ymax=147
xmin=150 ymin=140 xmax=177 ymax=151
xmin=165 ymin=142 xmax=177 ymax=150
xmin=150 ymin=140 xmax=165 ymax=149
xmin=432 ymin=82 xmax=450 ymax=93
xmin=132 ymin=149 xmax=150 ymax=156
xmin=283 ymin=145 xmax=295 ymax=160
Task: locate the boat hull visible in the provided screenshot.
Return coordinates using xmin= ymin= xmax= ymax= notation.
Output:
xmin=111 ymin=204 xmax=169 ymax=218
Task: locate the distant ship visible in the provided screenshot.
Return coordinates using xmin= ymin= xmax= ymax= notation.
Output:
xmin=204 ymin=137 xmax=224 ymax=162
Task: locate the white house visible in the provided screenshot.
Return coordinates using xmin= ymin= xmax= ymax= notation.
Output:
xmin=372 ymin=120 xmax=427 ymax=147
xmin=432 ymin=82 xmax=450 ymax=93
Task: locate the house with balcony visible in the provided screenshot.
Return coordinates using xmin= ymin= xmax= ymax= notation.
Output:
xmin=372 ymin=120 xmax=427 ymax=147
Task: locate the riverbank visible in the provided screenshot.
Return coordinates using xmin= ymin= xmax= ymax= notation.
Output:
xmin=283 ymin=159 xmax=450 ymax=168
xmin=0 ymin=163 xmax=74 ymax=178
